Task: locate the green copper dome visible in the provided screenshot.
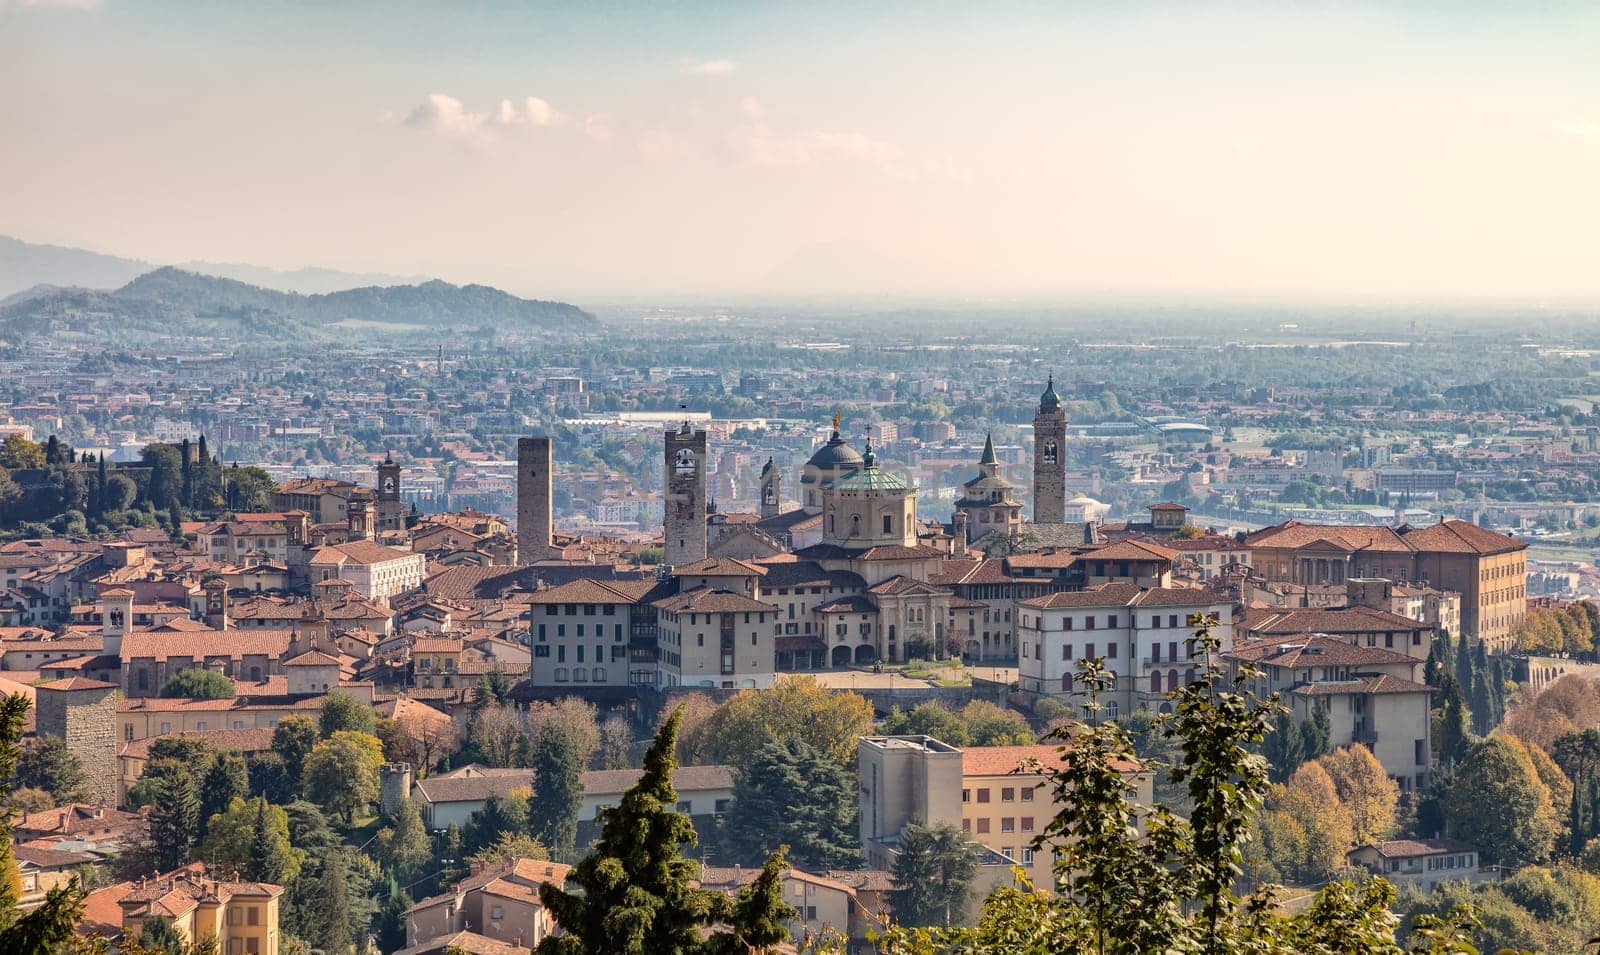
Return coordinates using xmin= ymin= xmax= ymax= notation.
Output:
xmin=1039 ymin=374 xmax=1062 ymax=413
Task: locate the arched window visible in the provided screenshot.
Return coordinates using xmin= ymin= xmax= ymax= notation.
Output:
xmin=1149 ymin=671 xmax=1160 ymax=693
xmin=851 ymin=514 xmax=861 ymax=535
xmin=1043 ymin=441 xmax=1058 ymax=465
xmin=1167 ymin=669 xmax=1179 ymax=692
xmin=1185 ymin=667 xmax=1196 ymax=686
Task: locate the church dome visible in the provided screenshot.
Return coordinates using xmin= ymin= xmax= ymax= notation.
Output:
xmin=1039 ymin=374 xmax=1063 ymax=413
xmin=806 ymin=431 xmax=864 ymax=471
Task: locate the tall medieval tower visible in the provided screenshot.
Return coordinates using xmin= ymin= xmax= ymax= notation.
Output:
xmin=376 ymin=453 xmax=405 ymax=532
xmin=1032 ymin=374 xmax=1068 ymax=524
xmin=759 ymin=457 xmax=782 ymax=519
xmin=517 ymin=436 xmax=554 ymax=563
xmin=36 ymin=678 xmax=118 ymax=805
xmin=664 ymin=423 xmax=708 ymax=566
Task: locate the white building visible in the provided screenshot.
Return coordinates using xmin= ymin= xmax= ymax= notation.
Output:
xmin=307 ymin=541 xmax=426 ymax=605
xmin=1016 ymin=583 xmax=1235 ymax=717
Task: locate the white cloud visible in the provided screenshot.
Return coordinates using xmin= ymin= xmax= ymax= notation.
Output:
xmin=403 ymin=93 xmax=488 ymax=136
xmin=687 ymin=59 xmax=739 ymax=76
xmin=1549 ymin=119 xmax=1600 ymax=148
xmin=740 ymin=96 xmax=765 ymax=119
xmin=524 ymin=96 xmax=566 ymax=127
xmin=583 ymin=113 xmax=615 ymax=143
xmin=395 ymin=93 xmax=567 ymax=138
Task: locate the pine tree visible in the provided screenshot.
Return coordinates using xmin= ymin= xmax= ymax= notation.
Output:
xmin=15 ymin=735 xmax=88 ymax=803
xmin=148 ymin=769 xmax=201 ymax=872
xmin=528 ymin=729 xmax=584 ymax=859
xmin=1490 ymin=655 xmax=1508 ymax=727
xmin=1303 ymin=705 xmax=1331 ymax=762
xmin=199 ymin=751 xmax=249 ymax=837
xmin=702 ymin=848 xmax=796 ymax=955
xmin=725 ymin=738 xmax=861 ymax=868
xmin=1262 ymin=711 xmax=1305 ymax=783
xmin=246 ymin=798 xmax=297 ymax=885
xmin=535 ymin=707 xmax=795 ymax=954
xmin=890 ymin=821 xmax=981 ymax=928
xmin=313 ymin=854 xmax=353 ymax=955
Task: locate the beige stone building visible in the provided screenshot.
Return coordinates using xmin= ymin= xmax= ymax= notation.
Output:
xmin=401 ymin=857 xmax=571 ymax=955
xmin=115 ymin=868 xmax=284 ymax=955
xmin=1226 ymin=633 xmax=1433 ymax=791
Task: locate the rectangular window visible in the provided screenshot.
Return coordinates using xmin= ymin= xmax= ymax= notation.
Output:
xmin=1020 ymin=787 xmax=1034 ymax=802
xmin=976 ymin=818 xmax=990 ymax=834
xmin=1108 ymin=614 xmax=1118 ymax=628
xmin=1000 ymin=818 xmax=1015 ymax=833
xmin=1001 ymin=787 xmax=1015 ymax=802
xmin=1063 ymin=617 xmax=1073 ymax=631
xmin=1108 ymin=642 xmax=1118 ymax=659
xmin=962 ymin=789 xmax=970 ymax=803
xmin=1085 ymin=643 xmax=1095 ymax=660
xmin=1021 ymin=816 xmax=1034 ymax=832
xmin=246 ymin=906 xmax=259 ymax=926
xmin=1086 ymin=616 xmax=1096 ymax=630
xmin=977 ymin=788 xmax=990 ymax=803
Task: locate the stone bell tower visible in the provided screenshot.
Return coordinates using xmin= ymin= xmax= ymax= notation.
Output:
xmin=759 ymin=457 xmax=782 ymax=519
xmin=376 ymin=452 xmax=405 ymax=533
xmin=664 ymin=423 xmax=708 ymax=566
xmin=1032 ymin=374 xmax=1068 ymax=524
xmin=517 ymin=436 xmax=555 ymax=563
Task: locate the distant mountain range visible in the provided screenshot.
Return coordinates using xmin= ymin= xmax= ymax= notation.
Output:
xmin=0 ymin=235 xmax=427 ymax=298
xmin=0 ymin=266 xmax=594 ymax=343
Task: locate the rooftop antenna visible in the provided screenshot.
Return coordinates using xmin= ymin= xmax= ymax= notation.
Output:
xmin=437 ymin=344 xmax=443 ymax=375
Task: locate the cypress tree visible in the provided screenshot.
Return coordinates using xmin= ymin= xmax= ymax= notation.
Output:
xmin=148 ymin=769 xmax=200 ymax=871
xmin=313 ymin=853 xmax=352 ymax=955
xmin=528 ymin=729 xmax=584 ymax=859
xmin=1436 ymin=676 xmax=1472 ymax=767
xmin=199 ymin=751 xmax=249 ymax=836
xmin=1454 ymin=632 xmax=1473 ymax=700
xmin=1490 ymin=656 xmax=1508 ymax=728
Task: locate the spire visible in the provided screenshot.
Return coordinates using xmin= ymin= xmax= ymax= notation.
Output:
xmin=1039 ymin=374 xmax=1062 ymax=413
xmin=861 ymin=438 xmax=877 ymax=470
xmin=979 ymin=433 xmax=997 ymax=466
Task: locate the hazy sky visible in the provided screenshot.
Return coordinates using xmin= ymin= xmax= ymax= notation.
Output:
xmin=4 ymin=1 xmax=1600 ymax=303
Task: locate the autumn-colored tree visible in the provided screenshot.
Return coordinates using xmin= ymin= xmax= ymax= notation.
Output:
xmin=1447 ymin=735 xmax=1558 ymax=867
xmin=701 ymin=676 xmax=873 ymax=767
xmin=1266 ymin=761 xmax=1355 ymax=882
xmin=1317 ymin=745 xmax=1399 ymax=846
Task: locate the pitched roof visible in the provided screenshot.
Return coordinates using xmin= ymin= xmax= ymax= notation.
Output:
xmin=526 ymin=578 xmax=657 ymax=605
xmin=669 ymin=556 xmax=768 ymax=577
xmin=1019 ymin=583 xmax=1141 ymax=609
xmin=1355 ymin=837 xmax=1476 ymax=859
xmin=36 ymin=676 xmax=117 ymax=691
xmin=1226 ymin=635 xmax=1419 ymax=668
xmin=1399 ymin=519 xmax=1525 ymax=556
xmin=1243 ymin=606 xmax=1430 ymax=636
xmin=120 ymin=629 xmax=295 ymax=661
xmin=1244 ymin=521 xmax=1411 ymax=553
xmin=580 ymin=764 xmax=734 ymax=797
xmin=310 ymin=540 xmax=418 ymax=565
xmin=1290 ymin=674 xmax=1432 ymax=696
xmin=962 ymin=744 xmax=1141 ymax=776
xmin=654 ymin=588 xmax=773 ymax=614
xmin=1083 ymin=539 xmax=1178 ymax=562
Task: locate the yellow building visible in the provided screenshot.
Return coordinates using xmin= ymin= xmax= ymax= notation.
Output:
xmin=117 ymin=869 xmax=284 ymax=955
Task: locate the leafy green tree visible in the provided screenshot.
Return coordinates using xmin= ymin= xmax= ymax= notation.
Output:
xmin=1262 ymin=711 xmax=1306 ymax=783
xmin=890 ymin=820 xmax=981 ymax=928
xmin=527 ymin=728 xmax=584 ymax=858
xmin=271 ymin=716 xmax=319 ymax=782
xmin=702 ymin=848 xmax=797 ymax=955
xmin=724 ymin=738 xmax=861 ymax=871
xmin=136 ymin=915 xmax=187 ymax=954
xmin=310 ymin=852 xmax=353 ymax=955
xmin=466 ymin=831 xmax=550 ymax=869
xmin=198 ymin=796 xmax=303 ymax=885
xmin=463 ymin=790 xmax=531 ymax=854
xmin=534 ymin=707 xmax=792 ymax=954
xmin=15 ymin=734 xmax=88 ymax=803
xmin=197 ymin=750 xmax=249 ymax=835
xmin=701 ymin=676 xmax=873 ymax=767
xmin=0 ymin=435 xmax=45 ymax=470
xmin=301 ymin=731 xmax=382 ymax=823
xmin=958 ymin=700 xmax=1036 ymax=746
xmin=374 ymin=799 xmax=431 ymax=881
xmin=882 ymin=701 xmax=970 ymax=746
xmin=1446 ymin=735 xmax=1558 ymax=867
xmin=318 ymin=690 xmax=376 ymax=738
xmin=159 ymin=669 xmax=236 ymax=700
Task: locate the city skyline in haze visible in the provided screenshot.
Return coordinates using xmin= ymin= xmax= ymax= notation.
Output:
xmin=4 ymin=1 xmax=1600 ymax=305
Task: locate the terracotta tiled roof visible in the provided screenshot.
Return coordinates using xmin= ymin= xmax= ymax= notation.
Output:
xmin=815 ymin=595 xmax=876 ymax=614
xmin=118 ymin=727 xmax=277 ymax=760
xmin=1244 ymin=521 xmax=1411 ymax=553
xmin=1225 ymin=635 xmax=1418 ymax=668
xmin=962 ymin=744 xmax=1140 ymax=776
xmin=1356 ymin=837 xmax=1476 ymax=858
xmin=1019 ymin=583 xmax=1141 ymax=609
xmin=580 ymin=764 xmax=734 ymax=797
xmin=311 ymin=540 xmax=418 ymax=565
xmin=1399 ymin=520 xmax=1525 ymax=556
xmin=670 ymin=556 xmax=768 ymax=577
xmin=654 ymin=588 xmax=774 ymax=614
xmin=1290 ymin=674 xmax=1432 ymax=696
xmin=1083 ymin=539 xmax=1178 ymax=562
xmin=527 ymin=578 xmax=656 ymax=605
xmin=120 ymin=629 xmax=295 ymax=661
xmin=36 ymin=677 xmax=117 ymax=691
xmin=753 ymin=559 xmax=832 ymax=588
xmin=1242 ymin=607 xmax=1429 ymax=636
